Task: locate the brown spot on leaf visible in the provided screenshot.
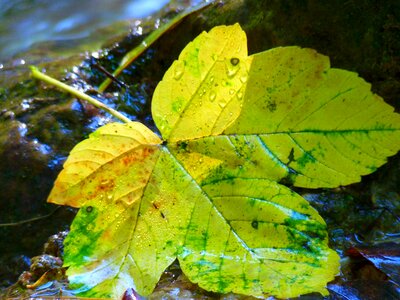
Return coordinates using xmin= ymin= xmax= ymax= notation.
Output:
xmin=121 ymin=146 xmax=156 ymax=166
xmin=142 ymin=146 xmax=156 ymax=157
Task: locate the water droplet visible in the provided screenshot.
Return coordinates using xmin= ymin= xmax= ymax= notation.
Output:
xmin=133 ymin=25 xmax=143 ymax=36
xmin=21 ymin=99 xmax=31 ymax=111
xmin=17 ymin=122 xmax=27 ymax=136
xmin=240 ymin=75 xmax=248 ymax=83
xmin=114 ymin=221 xmax=120 ymax=230
xmin=100 ymin=179 xmax=110 ymax=186
xmin=219 ymin=102 xmax=226 ymax=108
xmin=230 ymin=57 xmax=240 ymax=66
xmin=209 ymin=91 xmax=216 ymax=102
xmin=229 ymin=89 xmax=235 ymax=95
xmin=225 ymin=59 xmax=240 ymax=78
xmin=107 ymin=194 xmax=113 ymax=200
xmin=229 ymin=112 xmax=233 ymax=116
xmin=173 ymin=61 xmax=185 ymax=80
xmin=154 ymin=18 xmax=161 ymax=29
xmin=237 ymin=91 xmax=243 ymax=99
xmin=199 ymin=158 xmax=203 ymax=163
xmin=226 ymin=68 xmax=239 ymax=78
xmin=198 ymin=88 xmax=206 ymax=98
xmin=209 ymin=76 xmax=214 ymax=83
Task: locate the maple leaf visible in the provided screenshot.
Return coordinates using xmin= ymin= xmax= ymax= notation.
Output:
xmin=47 ymin=24 xmax=400 ymax=298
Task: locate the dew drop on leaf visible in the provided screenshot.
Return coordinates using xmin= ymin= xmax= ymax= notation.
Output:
xmin=237 ymin=91 xmax=243 ymax=99
xmin=240 ymin=75 xmax=248 ymax=83
xmin=100 ymin=179 xmax=110 ymax=186
xmin=230 ymin=57 xmax=240 ymax=66
xmin=198 ymin=88 xmax=206 ymax=97
xmin=226 ymin=68 xmax=239 ymax=78
xmin=251 ymin=220 xmax=259 ymax=229
xmin=225 ymin=59 xmax=240 ymax=78
xmin=173 ymin=61 xmax=185 ymax=80
xmin=209 ymin=91 xmax=216 ymax=102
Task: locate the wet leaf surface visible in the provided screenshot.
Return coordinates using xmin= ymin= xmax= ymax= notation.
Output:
xmin=347 ymin=243 xmax=400 ymax=285
xmin=328 ymin=280 xmax=400 ymax=300
xmin=45 ymin=24 xmax=400 ymax=298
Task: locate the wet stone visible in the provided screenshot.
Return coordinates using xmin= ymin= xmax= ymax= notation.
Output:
xmin=29 ymin=254 xmax=63 ymax=278
xmin=43 ymin=231 xmax=69 ymax=258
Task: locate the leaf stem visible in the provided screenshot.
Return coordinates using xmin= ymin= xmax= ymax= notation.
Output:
xmin=30 ymin=66 xmax=131 ymax=123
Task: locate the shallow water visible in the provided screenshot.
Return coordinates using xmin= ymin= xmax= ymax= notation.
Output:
xmin=0 ymin=0 xmax=170 ymax=61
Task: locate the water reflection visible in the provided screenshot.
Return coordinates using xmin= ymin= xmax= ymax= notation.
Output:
xmin=0 ymin=0 xmax=170 ymax=60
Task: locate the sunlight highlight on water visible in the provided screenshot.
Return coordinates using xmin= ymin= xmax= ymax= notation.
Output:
xmin=0 ymin=0 xmax=170 ymax=60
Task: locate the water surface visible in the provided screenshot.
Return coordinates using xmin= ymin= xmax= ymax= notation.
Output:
xmin=0 ymin=0 xmax=170 ymax=61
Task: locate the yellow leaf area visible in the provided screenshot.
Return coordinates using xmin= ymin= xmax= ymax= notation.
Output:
xmin=58 ymin=122 xmax=199 ymax=298
xmin=57 ymin=121 xmax=337 ymax=298
xmin=178 ymin=178 xmax=339 ymax=298
xmin=153 ymin=24 xmax=400 ymax=188
xmin=47 ymin=122 xmax=161 ymax=207
xmin=48 ymin=24 xmax=400 ymax=299
xmin=152 ymin=24 xmax=248 ymax=142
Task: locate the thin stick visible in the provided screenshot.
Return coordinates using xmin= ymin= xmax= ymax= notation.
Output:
xmin=93 ymin=63 xmax=128 ymax=89
xmin=0 ymin=207 xmax=60 ymax=227
xmin=30 ymin=66 xmax=131 ymax=123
